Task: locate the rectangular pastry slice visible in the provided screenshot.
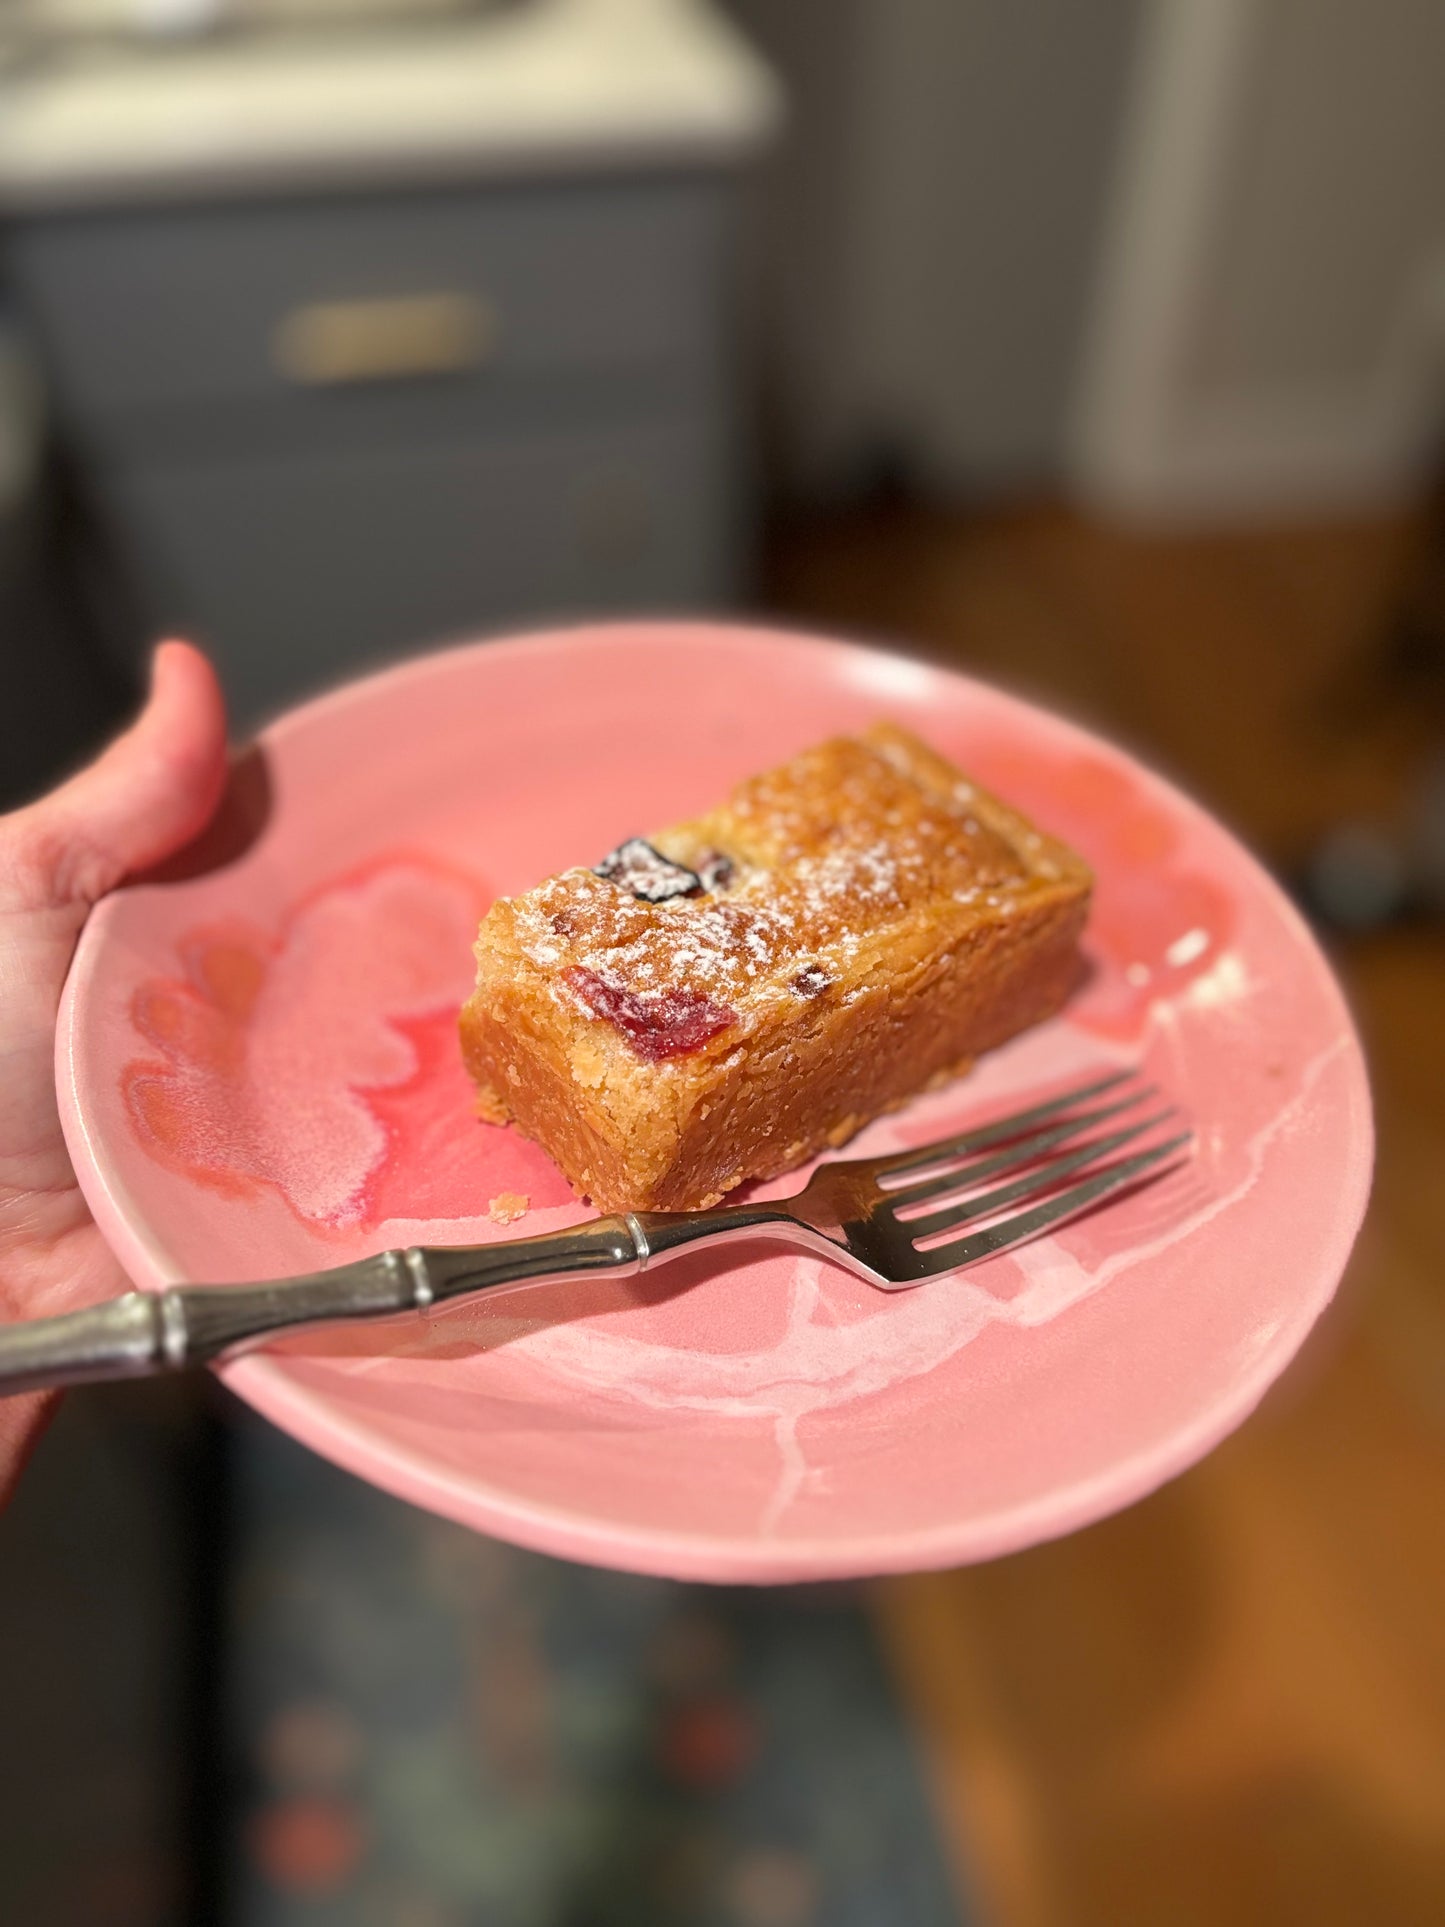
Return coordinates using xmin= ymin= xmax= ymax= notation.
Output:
xmin=460 ymin=722 xmax=1091 ymax=1212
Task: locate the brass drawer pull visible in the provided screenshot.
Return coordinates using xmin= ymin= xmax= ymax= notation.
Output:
xmin=273 ymin=294 xmax=497 ymax=386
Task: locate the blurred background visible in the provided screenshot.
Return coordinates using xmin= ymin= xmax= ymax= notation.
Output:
xmin=2 ymin=1 xmax=1443 ymax=1921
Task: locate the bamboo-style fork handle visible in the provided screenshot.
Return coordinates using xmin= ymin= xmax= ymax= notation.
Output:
xmin=0 ymin=1205 xmax=807 ymax=1399
xmin=0 ymin=1071 xmax=1187 ymax=1398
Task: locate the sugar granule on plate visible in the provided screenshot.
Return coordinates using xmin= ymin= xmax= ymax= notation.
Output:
xmin=487 ymin=1192 xmax=530 ymax=1226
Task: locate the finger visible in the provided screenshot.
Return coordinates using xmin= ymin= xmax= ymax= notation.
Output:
xmin=2 ymin=641 xmax=229 ymax=914
xmin=0 ymin=1391 xmax=57 ymax=1515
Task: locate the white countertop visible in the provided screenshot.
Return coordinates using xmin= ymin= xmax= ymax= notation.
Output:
xmin=0 ymin=0 xmax=780 ymax=210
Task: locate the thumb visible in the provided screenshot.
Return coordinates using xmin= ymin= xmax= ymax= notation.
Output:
xmin=2 ymin=641 xmax=228 ymax=915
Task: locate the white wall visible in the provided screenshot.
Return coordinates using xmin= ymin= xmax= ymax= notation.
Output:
xmin=1073 ymin=0 xmax=1445 ymax=521
xmin=726 ymin=0 xmax=1143 ymax=496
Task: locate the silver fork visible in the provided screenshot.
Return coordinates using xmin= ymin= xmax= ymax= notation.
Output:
xmin=0 ymin=1071 xmax=1189 ymax=1398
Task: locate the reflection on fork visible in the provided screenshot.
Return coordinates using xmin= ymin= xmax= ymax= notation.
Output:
xmin=848 ymin=1070 xmax=1189 ymax=1276
xmin=702 ymin=1068 xmax=1193 ymax=1289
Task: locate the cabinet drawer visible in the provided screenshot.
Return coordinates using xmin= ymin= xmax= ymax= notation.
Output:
xmin=106 ymin=412 xmax=736 ymax=722
xmin=11 ymin=178 xmax=726 ymax=420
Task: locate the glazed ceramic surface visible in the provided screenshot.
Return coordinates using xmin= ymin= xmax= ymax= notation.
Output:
xmin=58 ymin=624 xmax=1372 ymax=1580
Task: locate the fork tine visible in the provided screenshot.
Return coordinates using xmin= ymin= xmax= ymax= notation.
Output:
xmin=904 ymin=1132 xmax=1194 ymax=1278
xmin=899 ymin=1114 xmax=1178 ymax=1242
xmin=869 ymin=1070 xmax=1138 ymax=1178
xmin=884 ymin=1089 xmax=1157 ymax=1208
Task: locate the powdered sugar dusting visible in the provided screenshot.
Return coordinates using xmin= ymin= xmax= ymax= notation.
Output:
xmin=499 ymin=729 xmax=1060 ymax=1058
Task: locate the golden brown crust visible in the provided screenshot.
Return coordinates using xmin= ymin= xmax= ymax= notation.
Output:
xmin=460 ymin=723 xmax=1091 ymax=1210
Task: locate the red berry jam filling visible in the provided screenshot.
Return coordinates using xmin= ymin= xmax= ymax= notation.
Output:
xmin=791 ymin=965 xmax=831 ymax=998
xmin=564 ymin=966 xmax=737 ymax=1061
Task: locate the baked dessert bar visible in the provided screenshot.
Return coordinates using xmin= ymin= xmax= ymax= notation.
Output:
xmin=460 ymin=723 xmax=1091 ymax=1212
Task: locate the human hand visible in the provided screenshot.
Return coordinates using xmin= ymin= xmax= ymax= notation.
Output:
xmin=0 ymin=642 xmax=227 ymax=1506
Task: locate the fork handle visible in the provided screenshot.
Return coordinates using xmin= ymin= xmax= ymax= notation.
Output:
xmin=0 ymin=1205 xmax=808 ymax=1398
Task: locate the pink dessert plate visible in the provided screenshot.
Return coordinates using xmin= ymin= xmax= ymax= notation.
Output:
xmin=57 ymin=622 xmax=1373 ymax=1583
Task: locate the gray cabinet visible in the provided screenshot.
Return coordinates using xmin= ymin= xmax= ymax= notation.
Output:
xmin=7 ymin=174 xmax=744 ymax=722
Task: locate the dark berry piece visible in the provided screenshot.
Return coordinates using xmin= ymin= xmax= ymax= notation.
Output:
xmin=791 ymin=965 xmax=831 ymax=998
xmin=564 ymin=967 xmax=736 ymax=1061
xmin=593 ymin=838 xmax=703 ymax=903
xmin=695 ymin=848 xmax=736 ymax=892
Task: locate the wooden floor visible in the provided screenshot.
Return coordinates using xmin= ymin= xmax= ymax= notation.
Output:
xmin=764 ymin=501 xmax=1445 ymax=1927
